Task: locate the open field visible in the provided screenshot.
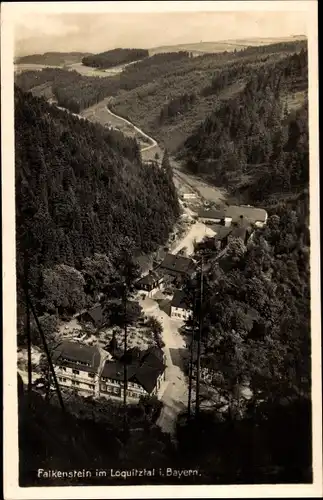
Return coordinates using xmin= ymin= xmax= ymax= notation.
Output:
xmin=14 ymin=63 xmax=62 ymax=73
xmin=149 ymin=35 xmax=306 ymax=56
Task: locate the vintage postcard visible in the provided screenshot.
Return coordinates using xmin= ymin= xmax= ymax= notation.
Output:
xmin=2 ymin=1 xmax=321 ymax=498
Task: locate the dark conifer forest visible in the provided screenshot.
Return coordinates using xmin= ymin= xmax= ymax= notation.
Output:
xmin=179 ymin=48 xmax=308 ymax=204
xmin=15 ymin=87 xmax=179 ymax=318
xmin=82 ymin=48 xmax=149 ymax=68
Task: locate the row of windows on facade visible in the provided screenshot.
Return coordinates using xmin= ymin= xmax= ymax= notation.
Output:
xmin=100 ymin=384 xmax=143 ymax=398
xmin=172 ymin=312 xmax=186 ymax=318
xmin=58 ymin=377 xmax=95 ymax=389
xmin=101 ymin=376 xmax=144 ymax=390
xmin=58 ymin=377 xmax=141 ymax=398
xmin=58 ymin=368 xmax=145 ymax=391
xmin=59 ymin=366 xmax=95 ymax=377
xmin=62 ymin=357 xmax=91 ymax=367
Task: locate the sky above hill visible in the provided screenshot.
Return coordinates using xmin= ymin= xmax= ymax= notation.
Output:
xmin=14 ymin=10 xmax=307 ymax=56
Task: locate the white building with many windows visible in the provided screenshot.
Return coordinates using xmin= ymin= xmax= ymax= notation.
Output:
xmin=51 ymin=341 xmax=166 ymax=402
xmin=52 ymin=341 xmax=105 ymax=396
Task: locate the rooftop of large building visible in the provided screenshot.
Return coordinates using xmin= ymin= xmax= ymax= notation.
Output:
xmin=197 ymin=205 xmax=268 ymax=224
xmin=171 ymin=289 xmax=192 ymax=310
xmin=159 ymin=253 xmax=196 ymax=275
xmin=52 ymin=341 xmax=101 ymax=373
xmin=136 ymin=269 xmax=163 ymax=287
xmin=101 ymin=346 xmax=165 ymax=394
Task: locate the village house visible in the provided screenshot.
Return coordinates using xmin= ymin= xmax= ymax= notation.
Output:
xmin=225 ymin=205 xmax=268 ymax=227
xmin=158 ymin=253 xmax=196 ymax=283
xmin=228 ymin=225 xmax=252 ymax=245
xmin=100 ymin=345 xmax=166 ymax=401
xmin=52 ymin=341 xmax=105 ymax=396
xmin=170 ymin=289 xmax=193 ymax=321
xmin=197 ymin=205 xmax=268 ymax=228
xmin=213 ymin=226 xmax=235 ymax=250
xmin=198 ymin=208 xmax=232 ymax=226
xmin=79 ymin=304 xmax=105 ymax=329
xmin=135 ymin=270 xmax=164 ymax=298
xmin=181 ymin=192 xmax=197 ymax=200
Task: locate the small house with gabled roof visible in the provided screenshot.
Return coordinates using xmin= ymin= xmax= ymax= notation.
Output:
xmin=135 ymin=269 xmax=164 ymax=297
xmin=158 ymin=253 xmax=196 ymax=283
xmin=170 ymin=289 xmax=193 ymax=321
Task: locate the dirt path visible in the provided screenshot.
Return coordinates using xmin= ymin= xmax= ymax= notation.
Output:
xmin=81 ymin=97 xmax=158 ymax=153
xmin=172 ymin=221 xmax=216 ymax=256
xmin=138 ymin=298 xmax=188 ymax=434
xmin=106 ymin=103 xmax=158 ymax=152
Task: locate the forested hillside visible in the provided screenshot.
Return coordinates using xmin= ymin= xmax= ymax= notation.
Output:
xmin=15 ymin=51 xmax=191 ymax=113
xmin=15 ymin=88 xmax=179 ymax=318
xmin=16 ymin=52 xmax=92 ymax=66
xmin=177 ymin=195 xmax=311 ymax=483
xmin=111 ymin=40 xmax=307 ymax=150
xmin=18 ymin=377 xmax=177 ymax=486
xmin=180 ymin=48 xmax=308 ymax=205
xmin=82 ymin=48 xmax=149 ymax=68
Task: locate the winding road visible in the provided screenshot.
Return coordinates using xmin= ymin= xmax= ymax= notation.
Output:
xmin=105 ymin=101 xmax=158 ymax=152
xmin=79 ymin=96 xmax=223 ymax=435
xmin=59 ymin=93 xmax=222 ymax=435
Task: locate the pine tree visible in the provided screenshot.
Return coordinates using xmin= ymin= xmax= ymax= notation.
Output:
xmin=161 ymin=149 xmax=172 ymax=178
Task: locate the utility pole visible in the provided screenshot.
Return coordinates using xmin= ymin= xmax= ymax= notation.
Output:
xmin=195 ymin=256 xmax=203 ymax=420
xmin=24 ymin=287 xmax=66 ymax=412
xmin=187 ymin=291 xmax=196 ymax=419
xmin=24 ymin=255 xmax=32 ymax=392
xmin=123 ymin=282 xmax=128 ymax=435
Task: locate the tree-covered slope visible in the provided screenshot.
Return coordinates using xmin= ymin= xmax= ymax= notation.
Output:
xmin=82 ymin=48 xmax=149 ymax=68
xmin=15 ymin=88 xmax=179 ymax=313
xmin=178 ymin=48 xmax=308 ymax=204
xmin=14 ymin=51 xmax=191 ymax=113
xmin=111 ymin=40 xmax=307 ymax=150
xmin=16 ymin=52 xmax=92 ymax=66
xmin=176 ymin=196 xmax=311 ymax=483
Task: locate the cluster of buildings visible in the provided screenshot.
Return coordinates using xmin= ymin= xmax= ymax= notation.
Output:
xmin=197 ymin=204 xmax=268 ymax=250
xmin=50 ymin=203 xmax=268 ymax=402
xmin=135 ymin=204 xmax=268 ymax=321
xmin=197 ymin=204 xmax=268 ymax=228
xmin=52 ymin=339 xmax=166 ymax=402
xmin=135 ymin=252 xmax=196 ymax=321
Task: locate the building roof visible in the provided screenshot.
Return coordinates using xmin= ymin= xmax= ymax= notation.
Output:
xmin=140 ymin=346 xmax=165 ymax=369
xmin=134 ymin=365 xmax=164 ymax=394
xmin=213 ymin=226 xmax=233 ymax=241
xmin=171 ymin=289 xmax=192 ymax=310
xmin=197 ymin=208 xmax=226 ymax=220
xmin=101 ymin=360 xmax=137 ymax=381
xmin=101 ymin=346 xmax=165 ymax=394
xmin=225 ymin=205 xmax=267 ymax=223
xmin=197 ymin=205 xmax=267 ymax=224
xmin=52 ymin=341 xmax=101 ymax=374
xmin=82 ymin=304 xmax=104 ymax=326
xmin=230 ymin=226 xmax=248 ymax=240
xmin=136 ymin=270 xmax=163 ymax=287
xmin=159 ymin=253 xmax=195 ymax=275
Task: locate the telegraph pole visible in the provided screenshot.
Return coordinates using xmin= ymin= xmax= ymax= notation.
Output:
xmin=187 ymin=291 xmax=196 ymax=419
xmin=24 ymin=255 xmax=32 ymax=392
xmin=123 ymin=282 xmax=128 ymax=434
xmin=24 ymin=287 xmax=66 ymax=412
xmin=195 ymin=256 xmax=203 ymax=420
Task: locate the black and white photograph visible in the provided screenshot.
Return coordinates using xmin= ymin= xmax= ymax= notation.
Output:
xmin=2 ymin=1 xmax=321 ymax=498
